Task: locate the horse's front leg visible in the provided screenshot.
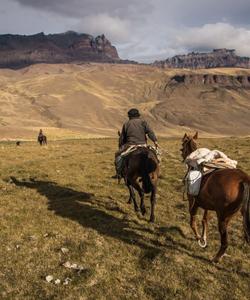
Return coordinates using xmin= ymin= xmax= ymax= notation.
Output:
xmin=198 ymin=210 xmax=209 ymax=248
xmin=188 ymin=195 xmax=201 ymax=241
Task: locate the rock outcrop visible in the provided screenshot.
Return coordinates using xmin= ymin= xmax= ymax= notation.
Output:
xmin=169 ymin=74 xmax=250 ymax=87
xmin=0 ymin=32 xmax=120 ymax=69
xmin=154 ymin=49 xmax=250 ymax=69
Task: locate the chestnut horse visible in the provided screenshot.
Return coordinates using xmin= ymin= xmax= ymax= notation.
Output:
xmin=123 ymin=147 xmax=160 ymax=222
xmin=181 ymin=132 xmax=250 ymax=262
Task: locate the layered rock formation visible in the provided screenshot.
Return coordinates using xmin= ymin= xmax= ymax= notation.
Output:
xmin=169 ymin=74 xmax=250 ymax=87
xmin=0 ymin=31 xmax=120 ymax=68
xmin=154 ymin=49 xmax=250 ymax=69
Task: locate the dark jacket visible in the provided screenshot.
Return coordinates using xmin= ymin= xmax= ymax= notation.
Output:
xmin=119 ymin=117 xmax=157 ymax=147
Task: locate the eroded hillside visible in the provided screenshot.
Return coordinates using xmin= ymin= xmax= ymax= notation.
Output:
xmin=0 ymin=63 xmax=250 ymax=139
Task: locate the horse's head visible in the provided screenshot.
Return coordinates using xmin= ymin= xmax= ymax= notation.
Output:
xmin=180 ymin=132 xmax=198 ymax=161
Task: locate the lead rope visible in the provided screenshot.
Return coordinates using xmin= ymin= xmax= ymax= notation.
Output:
xmin=182 ymin=166 xmax=190 ymax=201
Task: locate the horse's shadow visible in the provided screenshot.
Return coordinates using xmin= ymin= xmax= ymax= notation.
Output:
xmin=10 ymin=177 xmax=157 ymax=251
xmin=8 ymin=177 xmax=250 ymax=277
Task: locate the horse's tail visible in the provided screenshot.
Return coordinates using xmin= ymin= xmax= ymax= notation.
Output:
xmin=141 ymin=150 xmax=158 ymax=194
xmin=242 ymin=182 xmax=250 ymax=243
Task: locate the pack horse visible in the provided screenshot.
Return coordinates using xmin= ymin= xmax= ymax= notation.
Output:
xmin=181 ymin=132 xmax=250 ymax=262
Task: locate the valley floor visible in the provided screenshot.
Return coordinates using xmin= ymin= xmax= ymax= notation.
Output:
xmin=0 ymin=138 xmax=249 ymax=299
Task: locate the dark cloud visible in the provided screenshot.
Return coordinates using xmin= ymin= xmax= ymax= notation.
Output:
xmin=154 ymin=0 xmax=250 ymax=27
xmin=13 ymin=0 xmax=153 ymax=19
xmin=3 ymin=0 xmax=250 ymax=61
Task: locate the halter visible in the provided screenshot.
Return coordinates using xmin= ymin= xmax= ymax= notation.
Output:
xmin=181 ymin=137 xmax=197 ymax=161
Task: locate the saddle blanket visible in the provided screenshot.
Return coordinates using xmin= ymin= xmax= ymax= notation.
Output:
xmin=120 ymin=144 xmax=161 ymax=162
xmin=120 ymin=144 xmax=147 ymax=157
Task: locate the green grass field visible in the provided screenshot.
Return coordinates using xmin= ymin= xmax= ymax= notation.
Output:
xmin=0 ymin=137 xmax=249 ymax=300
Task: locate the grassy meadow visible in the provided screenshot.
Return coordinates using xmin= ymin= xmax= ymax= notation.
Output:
xmin=0 ymin=137 xmax=250 ymax=299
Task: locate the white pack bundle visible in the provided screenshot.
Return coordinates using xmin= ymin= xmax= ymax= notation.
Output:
xmin=186 ymin=170 xmax=202 ymax=196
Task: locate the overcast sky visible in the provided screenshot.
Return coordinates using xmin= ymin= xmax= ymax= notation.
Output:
xmin=1 ymin=0 xmax=250 ymax=62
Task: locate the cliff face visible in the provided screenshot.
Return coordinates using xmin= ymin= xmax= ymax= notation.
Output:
xmin=154 ymin=49 xmax=250 ymax=69
xmin=0 ymin=32 xmax=120 ymax=69
xmin=169 ymin=74 xmax=250 ymax=87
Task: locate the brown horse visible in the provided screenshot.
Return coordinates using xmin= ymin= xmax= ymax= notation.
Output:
xmin=123 ymin=147 xmax=160 ymax=222
xmin=38 ymin=134 xmax=47 ymax=146
xmin=181 ymin=132 xmax=250 ymax=262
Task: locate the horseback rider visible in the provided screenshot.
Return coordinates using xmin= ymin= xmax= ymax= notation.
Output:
xmin=37 ymin=129 xmax=47 ymax=145
xmin=115 ymin=108 xmax=158 ymax=178
xmin=38 ymin=129 xmax=43 ymax=140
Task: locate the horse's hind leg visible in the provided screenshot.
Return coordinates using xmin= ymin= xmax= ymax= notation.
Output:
xmin=131 ymin=180 xmax=146 ymax=215
xmin=149 ymin=184 xmax=156 ymax=223
xmin=212 ymin=216 xmax=230 ymax=263
xmin=189 ymin=197 xmax=201 ymax=241
xmin=127 ymin=186 xmax=132 ymax=204
xmin=127 ymin=182 xmax=139 ymax=212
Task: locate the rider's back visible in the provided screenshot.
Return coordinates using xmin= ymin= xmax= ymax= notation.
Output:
xmin=122 ymin=118 xmax=156 ymax=145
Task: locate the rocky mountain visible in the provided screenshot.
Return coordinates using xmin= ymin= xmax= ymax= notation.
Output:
xmin=0 ymin=31 xmax=120 ymax=68
xmin=154 ymin=49 xmax=250 ymax=69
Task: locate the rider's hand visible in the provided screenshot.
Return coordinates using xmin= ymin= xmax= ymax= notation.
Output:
xmin=154 ymin=141 xmax=159 ymax=149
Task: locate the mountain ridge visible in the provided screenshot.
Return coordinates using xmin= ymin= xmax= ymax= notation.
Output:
xmin=0 ymin=31 xmax=120 ymax=69
xmin=154 ymin=49 xmax=250 ymax=69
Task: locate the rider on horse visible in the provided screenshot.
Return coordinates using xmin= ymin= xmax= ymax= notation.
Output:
xmin=37 ymin=129 xmax=47 ymax=145
xmin=115 ymin=108 xmax=158 ymax=179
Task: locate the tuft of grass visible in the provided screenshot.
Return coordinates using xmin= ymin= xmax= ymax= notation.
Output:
xmin=0 ymin=137 xmax=249 ymax=299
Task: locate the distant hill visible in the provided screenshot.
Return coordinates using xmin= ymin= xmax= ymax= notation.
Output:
xmin=154 ymin=49 xmax=250 ymax=69
xmin=0 ymin=32 xmax=120 ymax=69
xmin=0 ymin=63 xmax=250 ymax=139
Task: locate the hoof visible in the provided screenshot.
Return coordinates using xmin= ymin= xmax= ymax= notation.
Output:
xmin=140 ymin=206 xmax=146 ymax=215
xmin=127 ymin=199 xmax=132 ymax=204
xmin=198 ymin=238 xmax=207 ymax=248
xmin=134 ymin=206 xmax=139 ymax=212
xmin=211 ymin=253 xmax=227 ymax=263
xmin=211 ymin=257 xmax=220 ymax=264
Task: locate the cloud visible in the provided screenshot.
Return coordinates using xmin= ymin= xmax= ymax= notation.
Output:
xmin=75 ymin=14 xmax=131 ymax=43
xmin=5 ymin=0 xmax=250 ymax=61
xmin=13 ymin=0 xmax=153 ymax=19
xmin=171 ymin=23 xmax=250 ymax=57
xmin=152 ymin=0 xmax=250 ymax=27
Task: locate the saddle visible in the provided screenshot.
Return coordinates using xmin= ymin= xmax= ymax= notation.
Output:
xmin=120 ymin=144 xmax=161 ymax=162
xmin=116 ymin=144 xmax=160 ymax=181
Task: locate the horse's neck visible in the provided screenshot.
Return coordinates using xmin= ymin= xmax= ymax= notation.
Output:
xmin=188 ymin=142 xmax=197 ymax=156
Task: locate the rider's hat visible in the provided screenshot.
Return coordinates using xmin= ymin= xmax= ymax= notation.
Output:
xmin=128 ymin=108 xmax=140 ymax=118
